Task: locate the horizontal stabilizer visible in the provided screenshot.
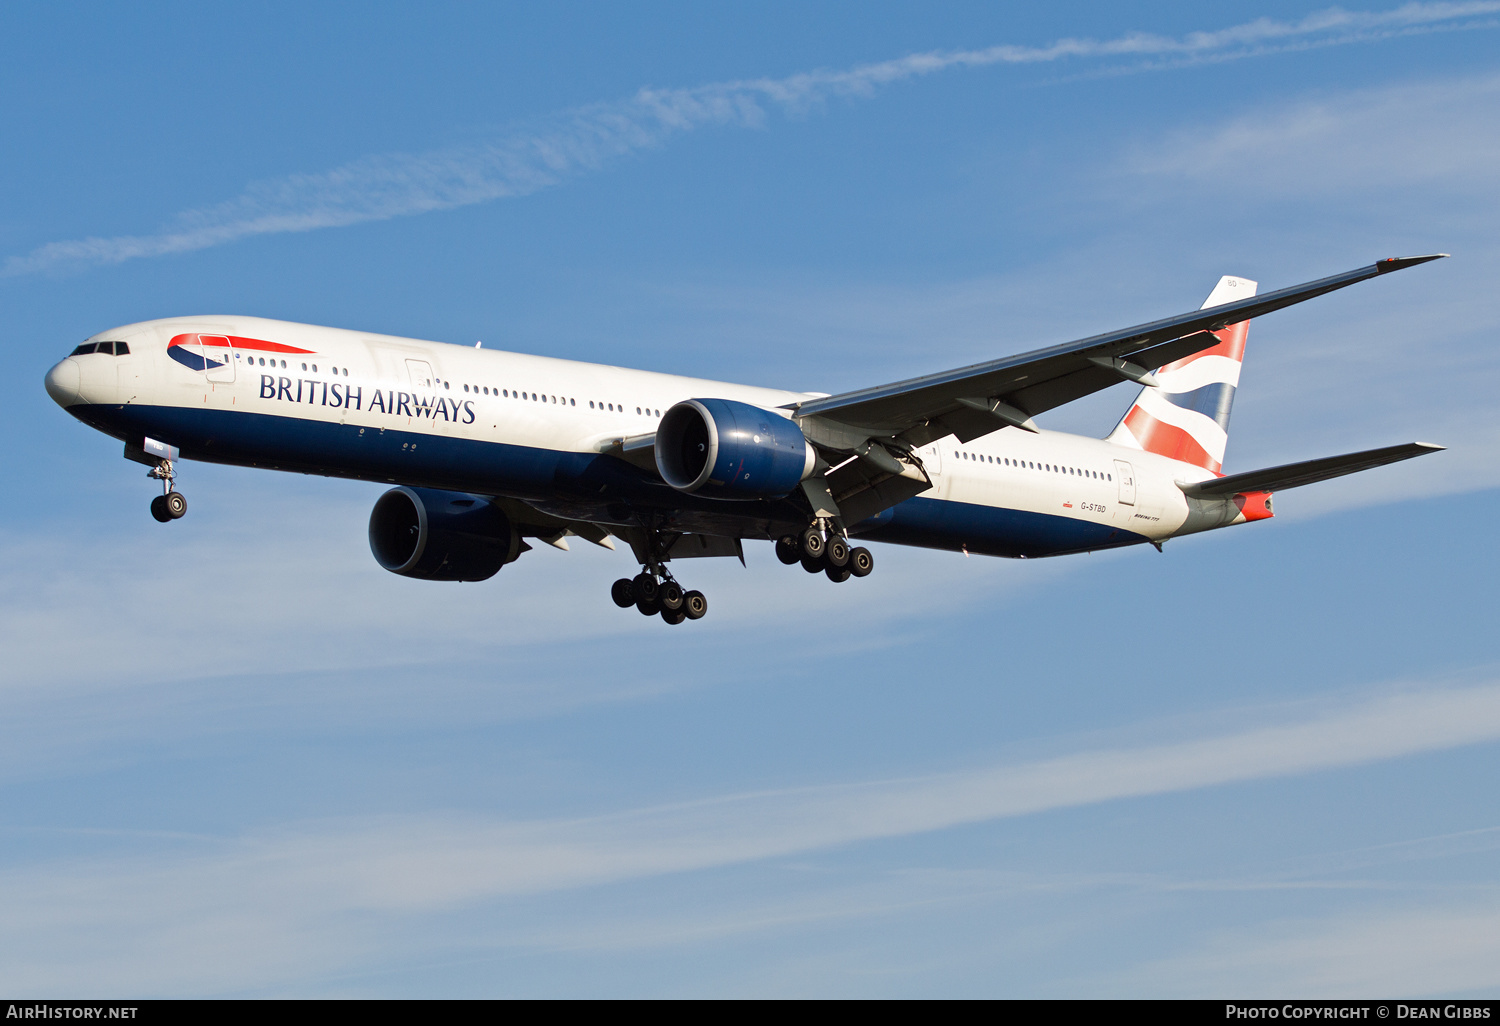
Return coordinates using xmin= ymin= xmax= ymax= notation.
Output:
xmin=1179 ymin=442 xmax=1444 ymax=498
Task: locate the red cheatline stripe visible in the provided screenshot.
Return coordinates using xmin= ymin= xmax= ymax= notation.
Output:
xmin=1122 ymin=406 xmax=1222 ymax=474
xmin=168 ymin=333 xmax=316 ymax=355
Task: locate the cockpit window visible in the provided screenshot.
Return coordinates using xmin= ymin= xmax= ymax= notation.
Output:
xmin=70 ymin=341 xmax=128 ymax=356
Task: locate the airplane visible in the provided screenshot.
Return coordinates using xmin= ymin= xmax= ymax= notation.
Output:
xmin=44 ymin=254 xmax=1446 ymax=625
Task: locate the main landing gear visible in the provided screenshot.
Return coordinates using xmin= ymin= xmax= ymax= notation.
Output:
xmin=775 ymin=525 xmax=873 ymax=584
xmin=611 ymin=570 xmax=708 ymax=625
xmin=610 ymin=517 xmax=710 ymax=625
xmin=147 ymin=459 xmax=187 ymax=523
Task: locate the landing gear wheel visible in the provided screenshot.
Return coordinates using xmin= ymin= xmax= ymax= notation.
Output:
xmin=165 ymin=491 xmax=187 ymax=519
xmin=659 ymin=580 xmax=685 ymax=613
xmin=775 ymin=536 xmax=801 ymax=565
xmin=660 ymin=606 xmax=687 ymax=625
xmin=633 ymin=572 xmax=659 ymax=603
xmin=633 ymin=572 xmax=661 ymax=615
xmin=825 ymin=564 xmax=852 ymax=583
xmin=800 ymin=527 xmax=825 ymax=559
xmin=149 ymin=495 xmax=171 ymax=523
xmin=825 ymin=537 xmax=850 ymax=568
xmin=801 ymin=553 xmax=823 ymax=574
xmin=611 ymin=578 xmax=636 ymax=608
xmin=849 ymin=546 xmax=874 ymax=577
xmin=683 ymin=590 xmax=707 ymax=620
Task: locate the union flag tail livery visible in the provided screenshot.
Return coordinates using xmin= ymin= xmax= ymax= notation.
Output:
xmin=1107 ymin=275 xmax=1257 ymax=475
xmin=42 ymin=255 xmax=1447 ymax=625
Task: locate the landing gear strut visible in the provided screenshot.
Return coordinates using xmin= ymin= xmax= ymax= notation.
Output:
xmin=778 ymin=522 xmax=872 ymax=584
xmin=147 ymin=460 xmax=187 ymax=523
xmin=609 ymin=518 xmax=707 ymax=625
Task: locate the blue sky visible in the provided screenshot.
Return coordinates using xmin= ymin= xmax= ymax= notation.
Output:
xmin=2 ymin=1 xmax=1498 ymax=997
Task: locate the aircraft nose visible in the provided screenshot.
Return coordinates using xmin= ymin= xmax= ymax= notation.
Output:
xmin=44 ymin=358 xmax=80 ymax=407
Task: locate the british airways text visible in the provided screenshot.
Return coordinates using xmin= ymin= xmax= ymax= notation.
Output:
xmin=259 ymin=375 xmax=476 ymax=424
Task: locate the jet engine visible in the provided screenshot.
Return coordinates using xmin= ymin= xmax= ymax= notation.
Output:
xmin=655 ymin=398 xmax=816 ymax=500
xmin=368 ymin=487 xmax=522 ymax=581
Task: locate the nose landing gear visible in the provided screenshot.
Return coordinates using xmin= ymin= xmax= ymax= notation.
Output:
xmin=147 ymin=460 xmax=187 ymax=523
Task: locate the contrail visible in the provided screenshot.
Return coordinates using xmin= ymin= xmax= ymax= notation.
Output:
xmin=7 ymin=1 xmax=1498 ymax=276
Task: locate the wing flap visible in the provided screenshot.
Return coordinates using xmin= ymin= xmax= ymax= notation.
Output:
xmin=1179 ymin=442 xmax=1444 ymax=498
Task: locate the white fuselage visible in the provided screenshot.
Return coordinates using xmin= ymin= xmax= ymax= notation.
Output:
xmin=47 ymin=315 xmax=1244 ymax=556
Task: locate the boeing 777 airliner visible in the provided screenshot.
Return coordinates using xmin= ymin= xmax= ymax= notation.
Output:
xmin=45 ymin=255 xmax=1445 ymax=624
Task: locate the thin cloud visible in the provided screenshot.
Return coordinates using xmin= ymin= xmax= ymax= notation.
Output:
xmin=1127 ymin=72 xmax=1500 ymax=194
xmin=6 ymin=2 xmax=1499 ymax=276
xmin=3 ymin=681 xmax=1499 ymax=992
xmin=1121 ymin=898 xmax=1500 ymax=996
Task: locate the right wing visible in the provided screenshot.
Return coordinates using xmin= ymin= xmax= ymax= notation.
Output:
xmin=794 ymin=255 xmax=1447 ymax=452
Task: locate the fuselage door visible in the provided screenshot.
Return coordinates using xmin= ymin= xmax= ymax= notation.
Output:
xmin=406 ymin=359 xmax=434 ymax=390
xmin=1113 ymin=459 xmax=1136 ymax=506
xmin=923 ymin=442 xmax=943 ymax=475
xmin=201 ymin=334 xmax=235 ymax=383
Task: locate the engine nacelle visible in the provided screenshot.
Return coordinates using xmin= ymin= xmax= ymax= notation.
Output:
xmin=656 ymin=398 xmax=816 ymax=500
xmin=368 ymin=487 xmax=521 ymax=581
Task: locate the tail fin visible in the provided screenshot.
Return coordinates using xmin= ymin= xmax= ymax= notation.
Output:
xmin=1106 ymin=275 xmax=1257 ymax=474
